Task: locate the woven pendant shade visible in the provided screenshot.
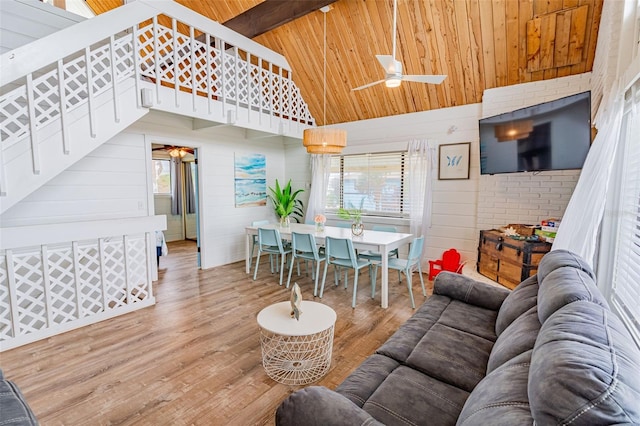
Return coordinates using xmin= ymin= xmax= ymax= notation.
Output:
xmin=303 ymin=128 xmax=347 ymax=154
xmin=303 ymin=6 xmax=346 ymax=155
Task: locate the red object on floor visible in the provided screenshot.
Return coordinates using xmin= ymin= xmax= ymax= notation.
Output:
xmin=428 ymin=249 xmax=463 ymax=281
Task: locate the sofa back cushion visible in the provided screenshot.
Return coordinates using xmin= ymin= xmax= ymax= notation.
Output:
xmin=529 ymin=301 xmax=640 ymax=425
xmin=487 ymin=306 xmax=540 ymax=374
xmin=537 ymin=266 xmax=608 ymax=323
xmin=494 ymin=275 xmax=538 ymax=336
xmin=457 ymin=351 xmax=534 ymax=426
xmin=536 ymin=249 xmax=594 ymax=283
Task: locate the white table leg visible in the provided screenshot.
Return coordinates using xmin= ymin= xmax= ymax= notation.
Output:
xmin=245 ymin=231 xmax=251 ymax=274
xmin=380 ymin=246 xmax=389 ymax=308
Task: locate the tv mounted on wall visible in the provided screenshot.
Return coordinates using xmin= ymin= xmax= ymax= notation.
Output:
xmin=479 ymin=91 xmax=591 ymax=175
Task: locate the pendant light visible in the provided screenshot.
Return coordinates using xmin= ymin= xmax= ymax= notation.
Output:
xmin=302 ymin=6 xmax=347 ymax=154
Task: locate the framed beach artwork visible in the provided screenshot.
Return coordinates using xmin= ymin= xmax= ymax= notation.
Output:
xmin=438 ymin=143 xmax=471 ymax=180
xmin=234 ymin=153 xmax=267 ymax=207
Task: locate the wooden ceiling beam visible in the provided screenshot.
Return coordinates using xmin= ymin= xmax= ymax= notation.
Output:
xmin=223 ymin=0 xmax=338 ymax=39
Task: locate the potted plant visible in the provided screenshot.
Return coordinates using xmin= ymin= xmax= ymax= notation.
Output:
xmin=337 ymin=198 xmax=365 ymax=236
xmin=268 ymin=179 xmax=304 ymax=227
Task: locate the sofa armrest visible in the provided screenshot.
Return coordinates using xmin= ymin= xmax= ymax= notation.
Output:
xmin=0 ymin=371 xmax=38 ymax=426
xmin=276 ymin=386 xmax=383 ymax=426
xmin=434 ymin=271 xmax=510 ymax=311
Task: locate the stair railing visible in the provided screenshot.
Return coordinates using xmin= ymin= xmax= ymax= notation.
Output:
xmin=0 ymin=0 xmax=314 ymax=198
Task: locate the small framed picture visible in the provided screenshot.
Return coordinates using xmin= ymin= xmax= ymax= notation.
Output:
xmin=438 ymin=142 xmax=470 ymax=180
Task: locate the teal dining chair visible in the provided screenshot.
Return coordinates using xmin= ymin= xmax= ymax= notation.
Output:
xmin=320 ymin=236 xmax=374 ymax=308
xmin=253 ymin=227 xmax=292 ymax=286
xmin=286 ymin=232 xmax=327 ymax=296
xmin=249 ymin=220 xmax=270 ymax=271
xmin=372 ymin=236 xmax=426 ymax=309
xmin=358 ymin=225 xmax=401 ymax=281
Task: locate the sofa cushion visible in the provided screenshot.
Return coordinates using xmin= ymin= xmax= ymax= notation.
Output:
xmin=436 ymin=300 xmax=499 ymax=342
xmin=487 ymin=306 xmax=540 ymax=374
xmin=529 ymin=301 xmax=640 ymax=425
xmin=457 ymin=351 xmax=534 ymax=426
xmin=537 ymin=249 xmax=594 ymax=283
xmin=335 ymin=354 xmax=400 ymax=408
xmin=495 ymin=275 xmax=538 ymax=336
xmin=537 ymin=266 xmax=609 ymax=324
xmin=405 ymin=320 xmax=495 ymax=392
xmin=362 ymin=366 xmax=469 ymax=426
xmin=376 ymin=295 xmax=450 ymax=363
xmin=0 ymin=371 xmax=38 ymax=426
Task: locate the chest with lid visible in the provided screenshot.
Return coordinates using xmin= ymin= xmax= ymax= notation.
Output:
xmin=477 ymin=229 xmax=551 ymax=289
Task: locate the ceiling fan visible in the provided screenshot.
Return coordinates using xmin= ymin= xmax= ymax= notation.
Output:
xmin=351 ymin=0 xmax=447 ymax=91
xmin=152 ymin=145 xmax=194 ymax=158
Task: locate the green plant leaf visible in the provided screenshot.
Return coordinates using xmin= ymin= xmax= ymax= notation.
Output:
xmin=268 ymin=179 xmax=305 ymax=222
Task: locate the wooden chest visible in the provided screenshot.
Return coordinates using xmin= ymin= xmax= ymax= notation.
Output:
xmin=477 ymin=229 xmax=552 ymax=290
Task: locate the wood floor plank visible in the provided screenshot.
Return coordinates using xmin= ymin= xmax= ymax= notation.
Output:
xmin=1 ymin=240 xmax=430 ymax=425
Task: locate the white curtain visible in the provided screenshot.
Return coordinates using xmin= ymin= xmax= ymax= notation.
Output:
xmin=407 ymin=139 xmax=436 ymax=242
xmin=304 ymin=154 xmax=332 ymax=223
xmin=184 ymin=162 xmax=196 ymax=214
xmin=552 ymin=83 xmax=624 ymax=265
xmin=170 ymin=156 xmax=183 ymax=216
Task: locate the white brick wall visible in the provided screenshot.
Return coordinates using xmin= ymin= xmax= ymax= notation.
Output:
xmin=477 ymin=74 xmax=592 ymax=232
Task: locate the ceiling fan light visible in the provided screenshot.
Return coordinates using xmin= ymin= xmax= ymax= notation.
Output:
xmin=385 ymin=77 xmax=402 ymax=88
xmin=168 ymin=147 xmax=189 ymax=158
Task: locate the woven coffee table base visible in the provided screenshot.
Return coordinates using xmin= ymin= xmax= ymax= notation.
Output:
xmin=259 ymin=325 xmax=335 ymax=385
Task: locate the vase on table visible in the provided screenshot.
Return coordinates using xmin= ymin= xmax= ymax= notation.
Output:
xmin=351 ymin=221 xmax=364 ymax=236
xmin=314 ymin=214 xmax=326 ymax=233
xmin=280 ymin=215 xmax=291 ymax=229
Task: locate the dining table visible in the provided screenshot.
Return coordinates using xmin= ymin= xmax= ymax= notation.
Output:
xmin=245 ymin=223 xmax=414 ymax=309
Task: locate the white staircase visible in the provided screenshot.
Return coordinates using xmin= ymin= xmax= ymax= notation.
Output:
xmin=0 ymin=0 xmax=314 ymax=215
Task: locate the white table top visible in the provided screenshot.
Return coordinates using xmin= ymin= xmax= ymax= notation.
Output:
xmin=257 ymin=301 xmax=337 ymax=336
xmin=246 ymin=223 xmax=413 ymax=250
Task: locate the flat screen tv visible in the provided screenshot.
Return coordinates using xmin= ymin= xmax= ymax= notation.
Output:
xmin=479 ymin=91 xmax=591 ymax=175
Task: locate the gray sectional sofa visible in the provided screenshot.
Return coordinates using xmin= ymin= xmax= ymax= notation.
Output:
xmin=276 ymin=250 xmax=640 ymax=425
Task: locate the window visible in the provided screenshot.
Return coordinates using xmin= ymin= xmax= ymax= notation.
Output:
xmin=326 ymin=152 xmax=406 ymax=217
xmin=610 ymin=79 xmax=640 ymax=346
xmin=153 ymin=159 xmax=171 ymax=194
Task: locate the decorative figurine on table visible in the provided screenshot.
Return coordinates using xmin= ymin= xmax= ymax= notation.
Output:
xmin=290 ymin=282 xmax=303 ymax=320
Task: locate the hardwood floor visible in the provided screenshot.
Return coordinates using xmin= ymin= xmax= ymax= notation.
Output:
xmin=1 ymin=240 xmax=432 ymax=425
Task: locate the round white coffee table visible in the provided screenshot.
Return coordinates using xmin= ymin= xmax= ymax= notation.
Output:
xmin=257 ymin=301 xmax=337 ymax=385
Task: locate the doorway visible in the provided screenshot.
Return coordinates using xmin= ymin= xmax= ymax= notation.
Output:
xmin=151 ymin=144 xmax=201 ymax=268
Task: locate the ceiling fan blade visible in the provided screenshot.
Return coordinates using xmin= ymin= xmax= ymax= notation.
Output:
xmin=376 ymin=55 xmax=399 ymax=74
xmin=401 ymin=74 xmax=448 ymax=84
xmin=351 ymin=79 xmax=386 ymax=91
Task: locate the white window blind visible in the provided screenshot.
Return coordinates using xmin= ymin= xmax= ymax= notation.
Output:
xmin=611 ymin=78 xmax=640 ymax=346
xmin=326 ymin=153 xmax=406 ymax=217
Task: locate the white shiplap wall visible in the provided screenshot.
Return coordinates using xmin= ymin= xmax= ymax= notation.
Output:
xmin=0 ymin=133 xmax=148 ymax=227
xmin=129 ymin=111 xmax=287 ymax=269
xmin=0 ymin=110 xmax=289 ymax=271
xmin=478 ymin=74 xmax=592 ymax=232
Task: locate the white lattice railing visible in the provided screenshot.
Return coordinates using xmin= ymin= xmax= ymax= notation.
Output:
xmin=0 ymin=0 xmax=314 ymax=211
xmin=0 ymin=216 xmax=166 ymax=351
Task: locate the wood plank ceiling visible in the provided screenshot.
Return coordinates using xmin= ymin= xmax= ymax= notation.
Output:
xmin=86 ymin=0 xmax=603 ymax=126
